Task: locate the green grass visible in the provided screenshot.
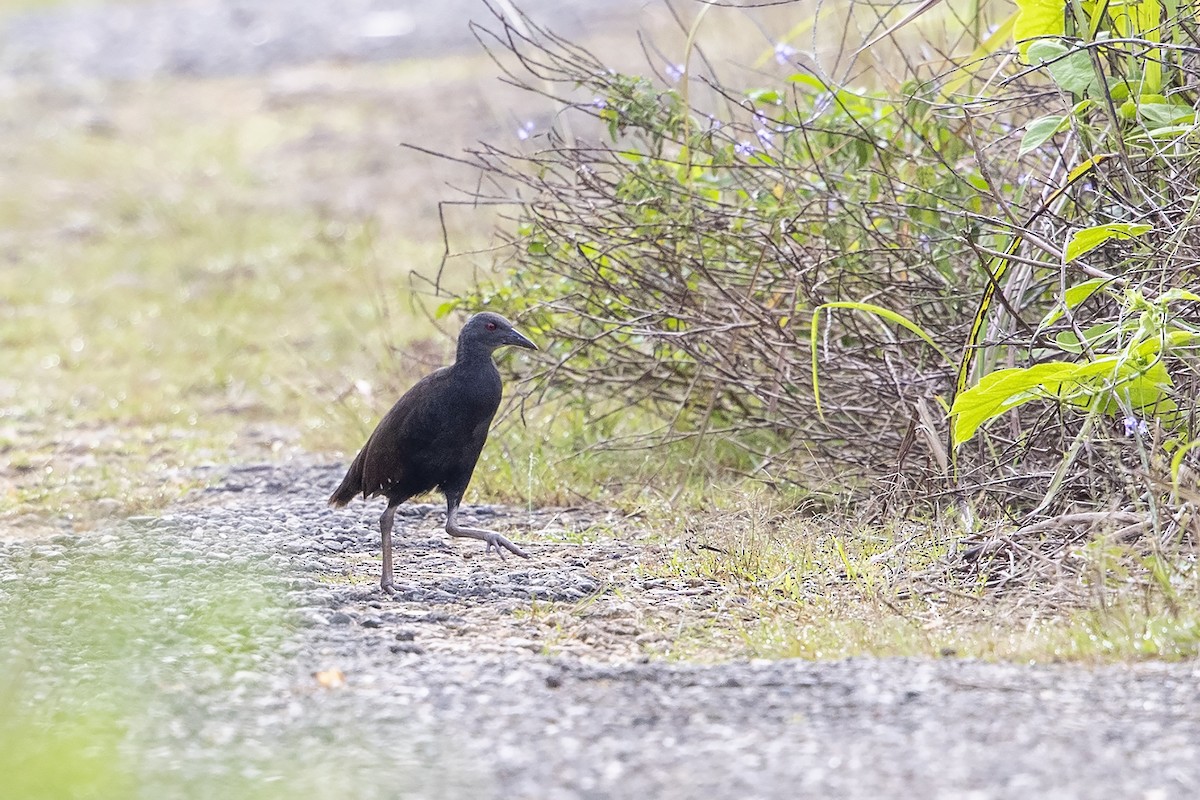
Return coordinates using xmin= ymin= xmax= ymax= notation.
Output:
xmin=3 ymin=50 xmax=695 ymax=534
xmin=0 ymin=526 xmax=477 ymax=798
xmin=0 ymin=0 xmax=107 ymax=16
xmin=0 ymin=67 xmax=491 ymax=532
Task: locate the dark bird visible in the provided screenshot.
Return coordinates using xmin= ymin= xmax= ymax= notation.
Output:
xmin=328 ymin=312 xmax=537 ymax=592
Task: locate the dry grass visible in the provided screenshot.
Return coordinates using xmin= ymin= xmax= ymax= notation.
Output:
xmin=637 ymin=493 xmax=1200 ymax=662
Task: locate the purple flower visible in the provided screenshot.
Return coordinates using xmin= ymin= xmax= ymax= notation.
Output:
xmin=591 ymin=97 xmax=608 ymax=109
xmin=1122 ymin=416 xmax=1149 ymax=437
xmin=774 ymin=42 xmax=797 ymax=65
xmin=516 ymin=120 xmax=536 ymax=141
xmin=734 ymin=141 xmax=756 ymax=156
xmin=665 ymin=62 xmax=685 ymax=83
xmin=755 ymin=127 xmax=773 ymax=144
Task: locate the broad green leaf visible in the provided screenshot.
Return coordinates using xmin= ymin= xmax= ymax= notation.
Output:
xmin=1054 ymin=322 xmax=1119 ymax=354
xmin=1014 ymin=0 xmax=1065 ymax=51
xmin=1040 ymin=278 xmax=1109 ymax=328
xmin=1019 ymin=115 xmax=1067 ymax=155
xmin=1062 ymin=278 xmax=1109 ymax=312
xmin=1063 ymin=359 xmax=1175 ymax=416
xmin=952 ymin=350 xmax=1181 ymax=446
xmin=951 ymin=362 xmax=1078 ymax=445
xmin=1025 ymin=39 xmax=1066 ymax=66
xmin=1064 ymin=223 xmax=1153 ymax=262
xmin=1050 ymin=51 xmax=1098 ymax=94
xmin=1063 ymin=353 xmax=1153 ymax=385
xmin=1164 ymin=330 xmax=1200 ymax=350
xmin=1026 ymin=40 xmax=1097 ymax=94
xmin=1054 ymin=330 xmax=1084 ymax=353
xmin=1137 ymin=103 xmax=1195 ymax=128
xmin=787 ymin=74 xmax=827 ymax=91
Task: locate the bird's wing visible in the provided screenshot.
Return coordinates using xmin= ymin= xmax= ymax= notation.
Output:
xmin=359 ymin=366 xmax=455 ymax=495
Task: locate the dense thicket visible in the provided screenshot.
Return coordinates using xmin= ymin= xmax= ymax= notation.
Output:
xmin=444 ymin=1 xmax=1200 ymax=539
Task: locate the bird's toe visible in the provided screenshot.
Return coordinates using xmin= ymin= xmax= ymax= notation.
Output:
xmin=486 ymin=532 xmax=530 ymax=560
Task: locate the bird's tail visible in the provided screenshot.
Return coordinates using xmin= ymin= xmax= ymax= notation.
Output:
xmin=328 ymin=447 xmax=367 ymax=507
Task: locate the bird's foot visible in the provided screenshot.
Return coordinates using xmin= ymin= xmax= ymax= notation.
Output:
xmin=446 ymin=520 xmax=531 ymax=559
xmin=483 ymin=532 xmax=530 ymax=560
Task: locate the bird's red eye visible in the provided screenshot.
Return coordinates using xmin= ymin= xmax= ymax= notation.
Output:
xmin=486 ymin=322 xmax=497 ymax=330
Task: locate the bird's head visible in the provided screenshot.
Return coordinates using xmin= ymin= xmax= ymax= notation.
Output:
xmin=458 ymin=312 xmax=538 ymax=356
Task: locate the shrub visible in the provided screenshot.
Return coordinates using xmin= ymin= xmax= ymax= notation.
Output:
xmin=444 ymin=1 xmax=1200 ymax=536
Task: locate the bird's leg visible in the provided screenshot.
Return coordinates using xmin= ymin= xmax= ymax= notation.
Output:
xmin=378 ymin=502 xmax=400 ymax=593
xmin=444 ymin=496 xmax=530 ymax=559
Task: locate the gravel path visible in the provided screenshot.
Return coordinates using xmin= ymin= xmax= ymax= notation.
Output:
xmin=4 ymin=462 xmax=1199 ymax=799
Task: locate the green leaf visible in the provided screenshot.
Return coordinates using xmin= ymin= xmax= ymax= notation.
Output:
xmin=951 ymin=362 xmax=1078 ymax=445
xmin=1137 ymin=102 xmax=1195 ymax=128
xmin=747 ymin=89 xmax=783 ymax=104
xmin=1019 ymin=115 xmax=1067 ymax=155
xmin=951 ymin=349 xmax=1180 ymax=446
xmin=1053 ymin=330 xmax=1084 ymax=353
xmin=1158 ymin=289 xmax=1200 ymax=304
xmin=1064 ymin=223 xmax=1153 ymax=263
xmin=1039 ymin=278 xmax=1109 ymax=327
xmin=1025 ymin=40 xmax=1065 ymax=66
xmin=787 ymin=74 xmax=827 ymax=91
xmin=1014 ymin=0 xmax=1065 ymax=51
xmin=1071 ymin=99 xmax=1094 ymax=116
xmin=1053 ymin=322 xmax=1119 ymax=354
xmin=1026 ymin=40 xmax=1097 ymax=94
xmin=1050 ymin=51 xmax=1098 ymax=94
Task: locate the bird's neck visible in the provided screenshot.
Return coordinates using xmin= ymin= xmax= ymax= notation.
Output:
xmin=454 ymin=344 xmax=498 ymax=367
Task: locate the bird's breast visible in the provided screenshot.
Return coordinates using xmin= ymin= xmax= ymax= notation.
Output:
xmin=447 ymin=363 xmax=503 ymax=417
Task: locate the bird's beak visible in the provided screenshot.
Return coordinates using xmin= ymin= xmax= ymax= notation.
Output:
xmin=506 ymin=328 xmax=538 ymax=350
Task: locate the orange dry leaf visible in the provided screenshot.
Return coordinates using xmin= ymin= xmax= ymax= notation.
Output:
xmin=314 ymin=668 xmax=346 ymax=689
